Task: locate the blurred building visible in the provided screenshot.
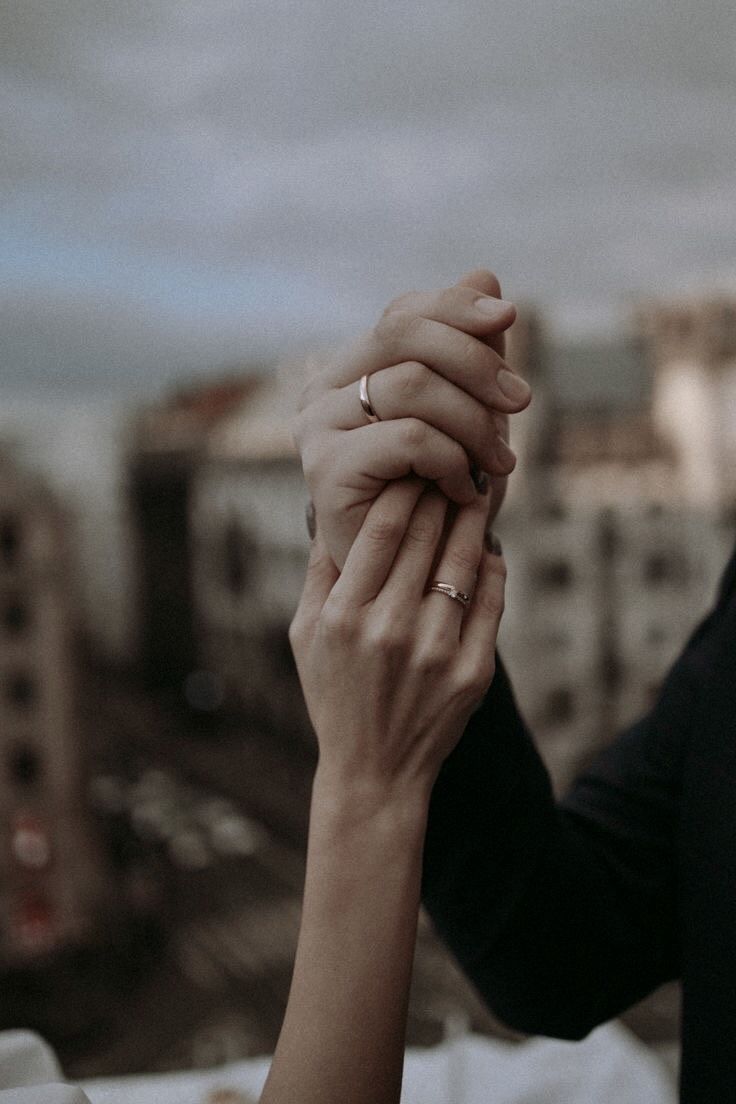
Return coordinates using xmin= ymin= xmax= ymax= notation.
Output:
xmin=126 ymin=292 xmax=736 ymax=791
xmin=127 ymin=376 xmax=261 ymax=699
xmin=188 ymin=365 xmax=309 ymax=738
xmin=498 ymin=295 xmax=736 ymax=790
xmin=0 ymin=450 xmax=109 ymax=967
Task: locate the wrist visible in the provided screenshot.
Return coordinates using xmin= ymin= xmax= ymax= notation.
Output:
xmin=311 ymin=762 xmax=431 ymax=844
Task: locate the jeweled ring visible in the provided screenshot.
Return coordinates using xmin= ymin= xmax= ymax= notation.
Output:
xmin=428 ymin=581 xmax=471 ymax=608
xmin=359 ymin=374 xmax=381 ymax=423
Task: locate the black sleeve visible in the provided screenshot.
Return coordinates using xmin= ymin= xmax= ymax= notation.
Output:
xmin=421 ymin=625 xmax=705 ymax=1040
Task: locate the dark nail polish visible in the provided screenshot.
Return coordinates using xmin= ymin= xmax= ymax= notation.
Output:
xmin=305 ymin=500 xmax=317 ymax=540
xmin=485 ymin=530 xmax=502 ymax=556
xmin=470 ymin=464 xmax=489 ymax=494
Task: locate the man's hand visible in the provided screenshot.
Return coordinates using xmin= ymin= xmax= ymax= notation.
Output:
xmin=293 ymin=270 xmax=529 ymax=569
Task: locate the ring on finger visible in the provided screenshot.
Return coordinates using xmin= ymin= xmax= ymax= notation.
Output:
xmin=359 ymin=374 xmax=381 ymax=423
xmin=428 ymin=581 xmax=471 ymax=608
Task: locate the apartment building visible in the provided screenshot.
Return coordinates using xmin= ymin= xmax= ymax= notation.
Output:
xmin=0 ymin=451 xmax=107 ymax=966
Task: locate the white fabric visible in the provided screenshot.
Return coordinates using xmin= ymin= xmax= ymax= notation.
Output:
xmin=0 ymin=1023 xmax=677 ymax=1104
xmin=0 ymin=1030 xmax=63 ymax=1087
xmin=0 ymin=1089 xmax=90 ymax=1104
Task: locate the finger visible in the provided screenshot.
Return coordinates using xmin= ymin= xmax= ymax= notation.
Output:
xmin=455 ymin=268 xmax=503 ymax=298
xmin=314 ymin=362 xmax=510 ymax=477
xmin=378 ymin=487 xmax=448 ymax=609
xmin=328 ymin=477 xmax=426 ymax=607
xmin=292 ymin=531 xmax=340 ymax=632
xmin=422 ymin=491 xmax=490 ymax=639
xmin=322 ymin=317 xmax=530 ymax=413
xmin=383 ymin=284 xmax=516 ymax=341
xmin=334 ymin=418 xmax=479 ymax=505
xmin=455 ymin=269 xmax=507 ymax=358
xmin=460 ymin=545 xmax=507 ymax=671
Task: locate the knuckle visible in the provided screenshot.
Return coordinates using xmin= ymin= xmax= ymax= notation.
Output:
xmin=396 ymin=360 xmax=432 ymax=402
xmin=364 ymin=618 xmax=409 ymax=656
xmin=413 ymin=641 xmax=453 ymax=674
xmin=406 ymin=512 xmax=443 ymax=547
xmin=383 ymin=290 xmax=418 ymax=315
xmin=374 ymin=308 xmax=418 ymax=351
xmin=446 ymin=542 xmax=481 ymax=574
xmin=320 ymin=597 xmax=356 ymax=641
xmin=402 ymin=417 xmax=429 ymax=451
xmin=455 ymin=328 xmax=484 ymax=366
xmin=456 ymin=658 xmax=495 ymax=698
xmin=364 ymin=513 xmax=404 ymax=546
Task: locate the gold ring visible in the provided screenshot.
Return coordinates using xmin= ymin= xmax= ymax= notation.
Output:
xmin=359 ymin=374 xmax=380 ymax=423
xmin=428 ymin=581 xmax=471 ymax=609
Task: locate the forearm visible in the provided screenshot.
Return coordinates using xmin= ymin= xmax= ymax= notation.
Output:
xmin=260 ymin=768 xmax=429 ymax=1104
xmin=423 ymin=654 xmax=687 ymax=1038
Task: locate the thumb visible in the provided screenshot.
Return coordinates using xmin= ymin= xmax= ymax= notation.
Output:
xmin=456 ymin=268 xmax=508 ymax=357
xmin=455 ymin=268 xmax=503 ymax=298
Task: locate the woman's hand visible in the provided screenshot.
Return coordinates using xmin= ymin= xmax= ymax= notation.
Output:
xmin=293 ymin=269 xmax=528 ymax=569
xmin=261 ymin=478 xmax=505 ymax=1104
xmin=289 ymin=475 xmax=506 ymax=808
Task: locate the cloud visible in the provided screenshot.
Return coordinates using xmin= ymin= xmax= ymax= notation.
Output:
xmin=2 ymin=0 xmax=736 ymax=386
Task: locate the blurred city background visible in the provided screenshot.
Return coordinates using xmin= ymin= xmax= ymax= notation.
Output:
xmin=2 ymin=0 xmax=736 ymax=1098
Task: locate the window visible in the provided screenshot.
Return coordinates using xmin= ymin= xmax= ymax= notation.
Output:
xmin=598 ymin=510 xmax=619 ymax=560
xmin=2 ymin=595 xmax=29 ymax=635
xmin=0 ymin=514 xmax=20 ymax=569
xmin=7 ymin=744 xmax=41 ymax=788
xmin=534 ymin=559 xmax=573 ymax=591
xmin=643 ymin=552 xmax=689 ymax=587
xmin=600 ymin=650 xmax=622 ymax=694
xmin=543 ymin=687 xmax=575 ymax=725
xmin=5 ymin=672 xmax=37 ymax=709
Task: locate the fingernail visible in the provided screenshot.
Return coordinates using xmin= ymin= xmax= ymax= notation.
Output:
xmin=305 ymin=500 xmax=317 ymax=540
xmin=475 ymin=296 xmax=515 ymax=317
xmin=469 ymin=463 xmax=489 ymax=494
xmin=497 ymin=368 xmax=531 ymax=404
xmin=485 ymin=530 xmax=503 ymax=556
xmin=495 ymin=434 xmax=516 ymax=469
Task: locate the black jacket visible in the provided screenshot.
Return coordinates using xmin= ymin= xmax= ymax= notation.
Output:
xmin=422 ymin=546 xmax=736 ymax=1104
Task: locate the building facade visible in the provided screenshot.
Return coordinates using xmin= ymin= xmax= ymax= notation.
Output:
xmin=188 ymin=371 xmax=310 ymax=739
xmin=0 ymin=451 xmax=108 ymax=967
xmin=497 ymin=295 xmax=736 ymax=790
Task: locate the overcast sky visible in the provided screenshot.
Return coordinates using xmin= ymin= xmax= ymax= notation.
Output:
xmin=3 ymin=0 xmax=736 ymax=391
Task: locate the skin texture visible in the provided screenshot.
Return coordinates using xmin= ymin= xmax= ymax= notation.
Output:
xmin=260 ymin=268 xmax=522 ymax=1103
xmin=260 ymin=481 xmax=506 ymax=1104
xmin=293 ymin=270 xmax=528 ymax=569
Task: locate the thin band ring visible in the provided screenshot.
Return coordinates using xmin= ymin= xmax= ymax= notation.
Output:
xmin=359 ymin=374 xmax=381 ymax=423
xmin=428 ymin=581 xmax=471 ymax=609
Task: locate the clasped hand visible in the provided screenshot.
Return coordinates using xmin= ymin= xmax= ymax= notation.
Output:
xmin=290 ymin=268 xmax=527 ymax=803
xmin=293 ymin=269 xmax=530 ymax=570
xmin=290 ymin=477 xmax=505 ymax=804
